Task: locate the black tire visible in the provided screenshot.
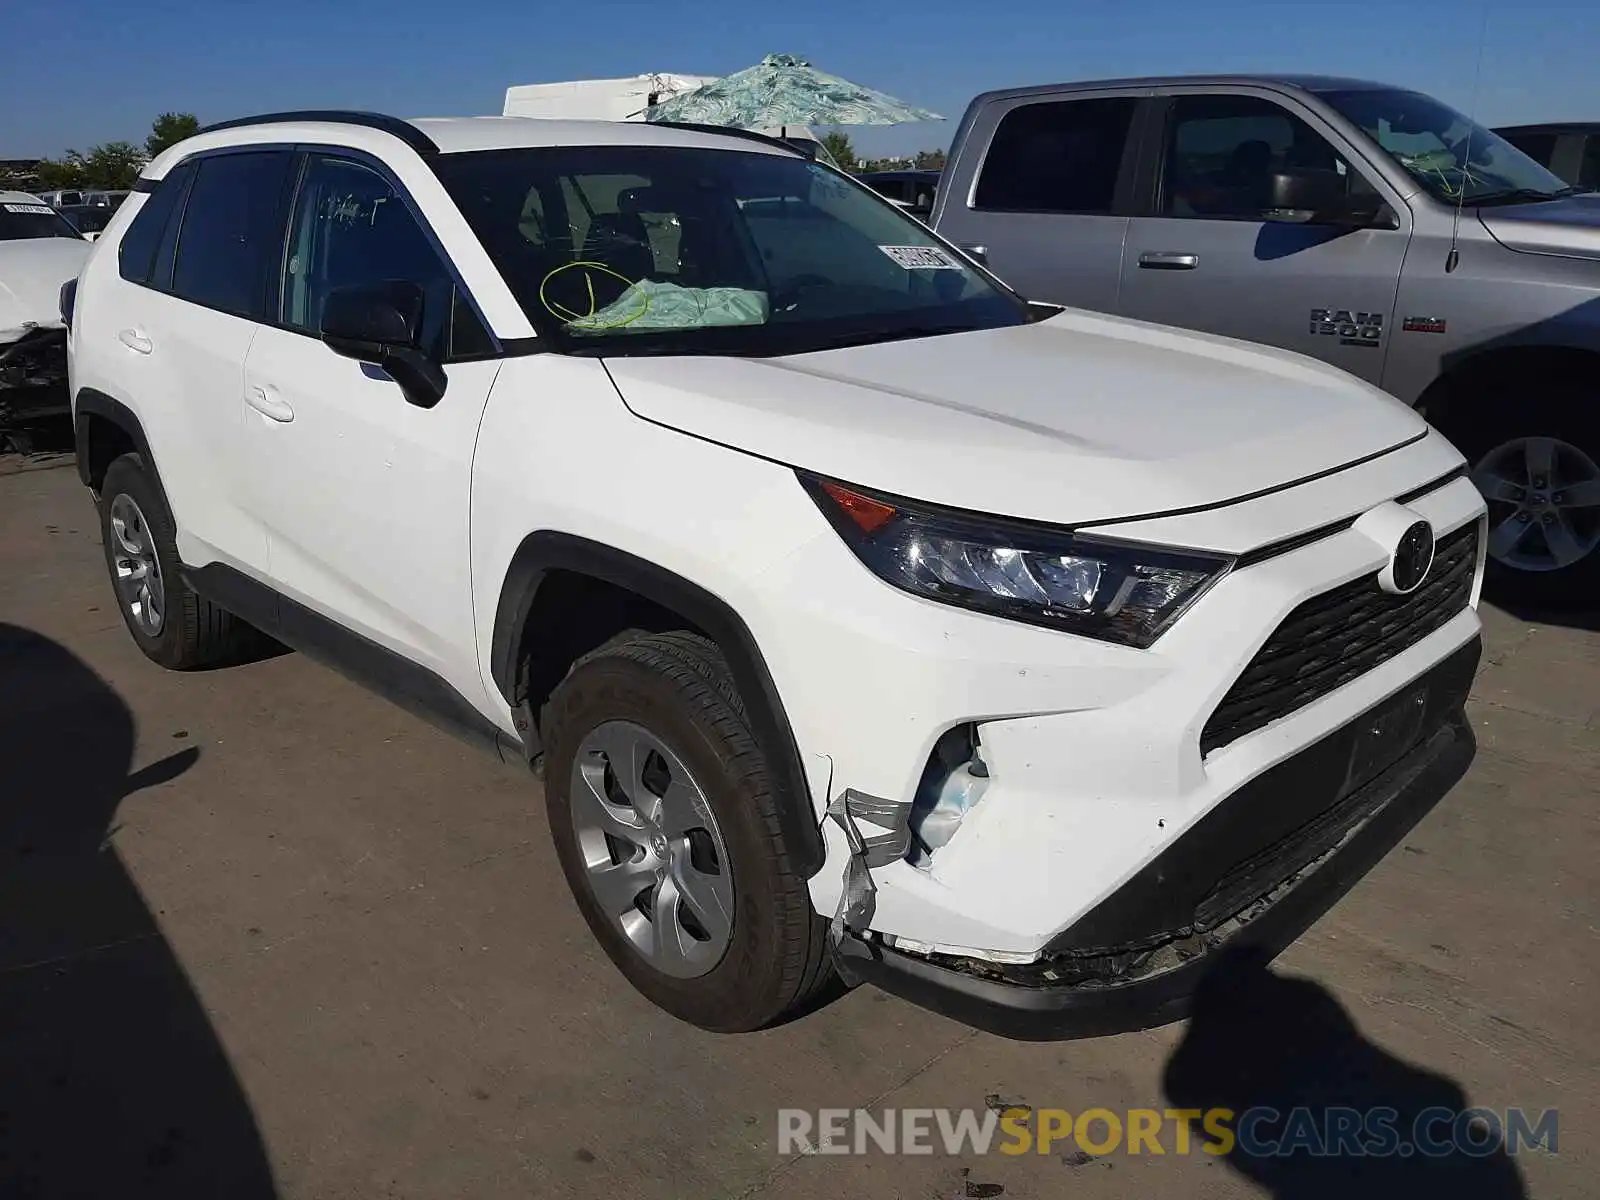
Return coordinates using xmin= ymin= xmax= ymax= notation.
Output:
xmin=99 ymin=453 xmax=259 ymax=670
xmin=541 ymin=630 xmax=832 ymax=1032
xmin=1438 ymin=379 xmax=1600 ymax=611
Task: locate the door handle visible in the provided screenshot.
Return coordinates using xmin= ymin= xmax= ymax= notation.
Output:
xmin=246 ymin=384 xmax=294 ymax=423
xmin=117 ymin=328 xmax=153 ymax=354
xmin=1137 ymin=252 xmax=1199 ymax=270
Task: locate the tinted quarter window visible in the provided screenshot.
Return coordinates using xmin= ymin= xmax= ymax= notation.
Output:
xmin=171 ymin=151 xmax=293 ymax=318
xmin=973 ymin=97 xmax=1136 ymax=214
xmin=117 ymin=165 xmax=189 ymax=285
xmin=1162 ymin=94 xmax=1369 ymax=219
xmin=280 ymin=155 xmax=480 ymax=361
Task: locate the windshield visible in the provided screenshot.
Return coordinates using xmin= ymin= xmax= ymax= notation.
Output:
xmin=0 ymin=201 xmax=86 ymax=241
xmin=1320 ymin=87 xmax=1573 ymax=205
xmin=435 ymin=145 xmax=1025 ymax=356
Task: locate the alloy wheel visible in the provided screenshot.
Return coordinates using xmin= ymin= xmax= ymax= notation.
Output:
xmin=1471 ymin=436 xmax=1600 ymax=573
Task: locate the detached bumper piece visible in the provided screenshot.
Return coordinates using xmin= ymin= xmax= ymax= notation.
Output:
xmin=0 ymin=327 xmax=71 ymax=426
xmin=835 ymin=636 xmax=1481 ymax=1040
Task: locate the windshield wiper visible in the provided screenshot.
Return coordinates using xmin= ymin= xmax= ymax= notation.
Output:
xmin=1471 ymin=185 xmax=1581 ymax=206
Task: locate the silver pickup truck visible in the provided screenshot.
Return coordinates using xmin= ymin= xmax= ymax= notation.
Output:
xmin=932 ymin=75 xmax=1600 ymax=607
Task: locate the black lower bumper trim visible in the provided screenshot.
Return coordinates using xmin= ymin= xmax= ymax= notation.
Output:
xmin=834 ymin=638 xmax=1480 ymax=1041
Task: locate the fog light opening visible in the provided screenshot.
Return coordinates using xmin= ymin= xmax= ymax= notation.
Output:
xmin=907 ymin=723 xmax=990 ymax=869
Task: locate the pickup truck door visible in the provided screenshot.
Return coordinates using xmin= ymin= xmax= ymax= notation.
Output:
xmin=932 ymin=89 xmax=1147 ymax=313
xmin=1117 ymin=88 xmax=1412 ymax=386
xmin=240 ymin=152 xmax=501 ymax=708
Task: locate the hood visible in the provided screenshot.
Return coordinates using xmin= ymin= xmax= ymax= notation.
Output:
xmin=1478 ymin=193 xmax=1600 ymax=263
xmin=604 ymin=309 xmax=1427 ymax=527
xmin=0 ymin=238 xmax=92 ymax=341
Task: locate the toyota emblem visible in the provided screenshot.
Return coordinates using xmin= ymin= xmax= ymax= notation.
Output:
xmin=1387 ymin=520 xmax=1436 ymax=594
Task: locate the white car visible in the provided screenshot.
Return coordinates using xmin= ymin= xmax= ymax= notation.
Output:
xmin=2 ymin=190 xmax=92 ymax=448
xmin=68 ymin=112 xmax=1487 ymax=1038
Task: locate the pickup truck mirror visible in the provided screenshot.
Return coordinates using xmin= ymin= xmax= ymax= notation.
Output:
xmin=320 ymin=282 xmax=447 ymax=410
xmin=1265 ymin=170 xmax=1397 ymax=230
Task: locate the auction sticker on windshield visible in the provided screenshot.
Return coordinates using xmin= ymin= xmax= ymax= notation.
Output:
xmin=878 ymin=245 xmax=962 ymax=270
xmin=3 ymin=203 xmax=54 ymax=215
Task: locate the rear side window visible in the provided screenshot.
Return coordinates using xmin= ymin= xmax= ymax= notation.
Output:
xmin=171 ymin=151 xmax=294 ymax=319
xmin=117 ymin=165 xmax=190 ymax=285
xmin=973 ymin=97 xmax=1136 ymax=214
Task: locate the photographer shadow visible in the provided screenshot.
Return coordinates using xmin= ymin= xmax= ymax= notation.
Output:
xmin=1163 ymin=946 xmax=1527 ymax=1199
xmin=0 ymin=622 xmax=276 ymax=1198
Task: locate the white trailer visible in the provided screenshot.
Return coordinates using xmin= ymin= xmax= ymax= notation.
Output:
xmin=502 ymin=74 xmax=716 ymax=123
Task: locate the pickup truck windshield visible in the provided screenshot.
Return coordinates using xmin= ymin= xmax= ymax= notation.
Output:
xmin=1320 ymin=87 xmax=1573 ymax=205
xmin=0 ymin=202 xmax=85 ymax=241
xmin=436 ymin=145 xmax=1025 ymax=356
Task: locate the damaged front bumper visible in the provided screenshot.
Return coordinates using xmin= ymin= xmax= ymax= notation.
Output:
xmin=0 ymin=325 xmax=71 ymax=426
xmin=831 ymin=636 xmax=1480 ymax=1040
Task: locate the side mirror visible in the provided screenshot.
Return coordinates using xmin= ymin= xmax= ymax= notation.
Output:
xmin=1266 ymin=170 xmax=1397 ymax=230
xmin=320 ymin=282 xmax=447 ymax=409
xmin=1266 ymin=169 xmax=1342 ymax=215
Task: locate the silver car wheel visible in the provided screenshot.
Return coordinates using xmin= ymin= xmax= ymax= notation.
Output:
xmin=1472 ymin=436 xmax=1600 ymax=573
xmin=570 ymin=720 xmax=735 ymax=979
xmin=108 ymin=492 xmax=166 ymax=635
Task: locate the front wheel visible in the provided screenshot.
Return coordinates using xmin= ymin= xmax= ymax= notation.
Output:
xmin=1445 ymin=387 xmax=1600 ymax=609
xmin=541 ymin=631 xmax=832 ymax=1032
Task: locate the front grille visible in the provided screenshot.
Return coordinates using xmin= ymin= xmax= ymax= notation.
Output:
xmin=1200 ymin=520 xmax=1479 ymax=755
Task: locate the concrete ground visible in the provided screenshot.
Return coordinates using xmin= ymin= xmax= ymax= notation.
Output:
xmin=1 ymin=459 xmax=1595 ymax=1199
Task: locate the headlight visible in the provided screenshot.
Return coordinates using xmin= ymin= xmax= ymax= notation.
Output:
xmin=802 ymin=475 xmax=1232 ymax=648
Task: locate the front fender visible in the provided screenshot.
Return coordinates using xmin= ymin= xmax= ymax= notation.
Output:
xmin=488 ymin=531 xmax=827 ymax=879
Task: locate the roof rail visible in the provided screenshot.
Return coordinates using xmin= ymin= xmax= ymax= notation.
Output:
xmin=195 ymin=110 xmax=439 ymax=155
xmin=646 ymin=121 xmax=814 ymax=159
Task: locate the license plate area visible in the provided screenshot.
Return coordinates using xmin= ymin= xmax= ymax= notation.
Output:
xmin=1345 ymin=682 xmax=1429 ymax=794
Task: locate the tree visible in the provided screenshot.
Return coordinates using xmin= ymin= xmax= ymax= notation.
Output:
xmin=78 ymin=142 xmax=146 ymax=189
xmin=820 ymin=130 xmax=858 ymax=173
xmin=34 ymin=142 xmax=146 ymax=191
xmin=147 ymin=112 xmax=200 ymax=159
xmin=34 ymin=155 xmax=87 ymax=190
xmin=914 ymin=148 xmax=946 ymax=171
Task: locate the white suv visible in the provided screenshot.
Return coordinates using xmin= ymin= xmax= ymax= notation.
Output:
xmin=67 ymin=111 xmax=1487 ymax=1038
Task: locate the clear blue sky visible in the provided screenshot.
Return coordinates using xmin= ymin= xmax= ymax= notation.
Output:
xmin=5 ymin=0 xmax=1598 ymax=160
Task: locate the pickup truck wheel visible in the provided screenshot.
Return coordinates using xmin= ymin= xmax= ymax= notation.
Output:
xmin=99 ymin=453 xmax=258 ymax=670
xmin=1449 ymin=392 xmax=1600 ymax=608
xmin=541 ymin=631 xmax=831 ymax=1032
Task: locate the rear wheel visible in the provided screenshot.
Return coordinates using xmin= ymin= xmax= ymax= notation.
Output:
xmin=541 ymin=631 xmax=831 ymax=1032
xmin=1441 ymin=384 xmax=1600 ymax=609
xmin=99 ymin=453 xmax=260 ymax=669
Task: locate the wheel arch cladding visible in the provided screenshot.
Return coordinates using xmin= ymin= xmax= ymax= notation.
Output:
xmin=1421 ymin=343 xmax=1600 ymax=427
xmin=491 ymin=531 xmax=827 ymax=879
xmin=74 ymin=388 xmax=151 ymax=492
